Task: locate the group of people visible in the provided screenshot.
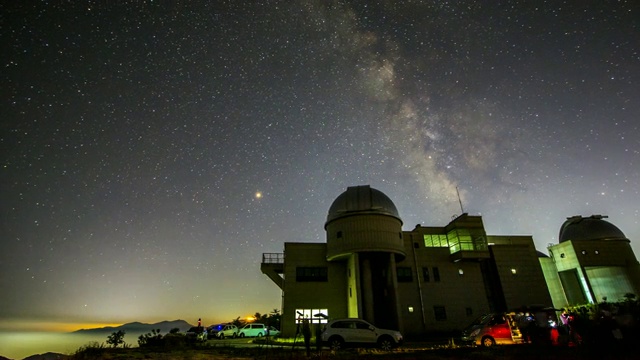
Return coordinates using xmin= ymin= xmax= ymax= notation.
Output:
xmin=514 ymin=308 xmax=581 ymax=346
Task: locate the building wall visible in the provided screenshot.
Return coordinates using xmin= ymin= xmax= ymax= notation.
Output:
xmin=487 ymin=236 xmax=553 ymax=310
xmin=396 ymin=232 xmax=491 ymax=335
xmin=272 ymin=216 xmax=636 ymax=338
xmin=281 ymin=243 xmax=346 ymax=337
xmin=539 ymin=256 xmax=568 ymax=309
xmin=548 ymin=239 xmax=640 ymax=305
xmin=347 ymin=253 xmax=360 ymax=318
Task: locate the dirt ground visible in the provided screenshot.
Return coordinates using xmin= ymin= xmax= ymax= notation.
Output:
xmin=65 ymin=342 xmax=637 ymax=360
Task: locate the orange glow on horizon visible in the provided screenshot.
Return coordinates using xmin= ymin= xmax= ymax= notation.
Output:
xmin=0 ymin=320 xmax=125 ymax=333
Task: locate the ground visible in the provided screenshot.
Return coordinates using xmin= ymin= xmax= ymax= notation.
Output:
xmin=63 ymin=342 xmax=637 ymax=360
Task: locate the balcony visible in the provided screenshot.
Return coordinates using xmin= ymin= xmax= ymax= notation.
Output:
xmin=261 ymin=253 xmax=284 ymax=290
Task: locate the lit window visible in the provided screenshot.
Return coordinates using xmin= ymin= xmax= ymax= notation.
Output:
xmin=511 ymin=268 xmax=517 ymax=275
xmin=295 ymin=309 xmax=329 ymax=324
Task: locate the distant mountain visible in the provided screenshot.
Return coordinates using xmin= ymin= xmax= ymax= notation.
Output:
xmin=22 ymin=353 xmax=70 ymax=360
xmin=72 ymin=319 xmax=193 ymax=334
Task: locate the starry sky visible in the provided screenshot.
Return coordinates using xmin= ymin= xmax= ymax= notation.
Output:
xmin=2 ymin=1 xmax=639 ymax=331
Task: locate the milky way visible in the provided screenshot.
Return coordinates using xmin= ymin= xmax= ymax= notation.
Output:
xmin=2 ymin=1 xmax=638 ymax=328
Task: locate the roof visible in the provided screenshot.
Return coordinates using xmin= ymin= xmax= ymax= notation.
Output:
xmin=326 ymin=185 xmax=401 ymax=225
xmin=559 ymin=215 xmax=628 ymax=243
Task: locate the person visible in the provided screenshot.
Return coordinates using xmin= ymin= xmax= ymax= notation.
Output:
xmin=302 ymin=318 xmax=311 ymax=357
xmin=198 ymin=318 xmax=202 ymax=327
xmin=517 ymin=312 xmax=533 ymax=343
xmin=315 ymin=323 xmax=322 ymax=352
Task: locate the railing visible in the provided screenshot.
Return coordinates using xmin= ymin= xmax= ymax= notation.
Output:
xmin=262 ymin=253 xmax=284 ymax=264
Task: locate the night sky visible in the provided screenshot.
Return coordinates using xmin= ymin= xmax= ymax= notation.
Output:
xmin=2 ymin=1 xmax=638 ymax=331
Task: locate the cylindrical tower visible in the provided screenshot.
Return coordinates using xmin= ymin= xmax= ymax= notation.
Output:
xmin=325 ymin=185 xmax=405 ymax=331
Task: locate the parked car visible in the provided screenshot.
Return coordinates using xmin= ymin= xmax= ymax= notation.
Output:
xmin=207 ymin=324 xmax=224 ymax=339
xmin=320 ymin=318 xmax=403 ymax=351
xmin=267 ymin=326 xmax=280 ymax=337
xmin=238 ymin=323 xmax=269 ymax=337
xmin=210 ymin=323 xmax=239 ymax=339
xmin=461 ymin=313 xmax=522 ymax=347
xmin=185 ymin=326 xmax=207 ymax=342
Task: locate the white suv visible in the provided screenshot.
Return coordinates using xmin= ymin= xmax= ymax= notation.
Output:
xmin=238 ymin=323 xmax=268 ymax=337
xmin=321 ymin=318 xmax=403 ymax=351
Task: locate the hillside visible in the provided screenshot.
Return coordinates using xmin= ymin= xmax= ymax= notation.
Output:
xmin=72 ymin=320 xmax=192 ymax=334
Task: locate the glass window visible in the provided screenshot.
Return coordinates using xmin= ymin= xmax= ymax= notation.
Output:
xmin=295 ymin=309 xmax=328 ymax=324
xmin=446 ymin=228 xmax=487 ymax=253
xmin=424 ymin=234 xmax=448 ymax=247
xmin=296 ymin=267 xmax=328 ymax=282
xmin=434 ymin=306 xmax=447 ymax=321
xmin=466 ymin=307 xmax=473 ymax=317
xmin=422 ymin=267 xmax=430 ymax=282
xmin=433 ymin=267 xmax=440 ymax=282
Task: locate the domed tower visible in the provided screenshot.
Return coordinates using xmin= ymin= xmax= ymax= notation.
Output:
xmin=559 ymin=215 xmax=628 ymax=243
xmin=325 ymin=185 xmax=405 ymax=330
xmin=549 ymin=215 xmax=640 ymax=306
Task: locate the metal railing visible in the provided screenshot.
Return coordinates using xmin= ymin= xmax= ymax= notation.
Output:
xmin=262 ymin=253 xmax=284 ymax=264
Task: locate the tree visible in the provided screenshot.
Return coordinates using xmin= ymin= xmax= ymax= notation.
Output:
xmin=138 ymin=329 xmax=163 ymax=347
xmin=106 ymin=330 xmax=126 ymax=348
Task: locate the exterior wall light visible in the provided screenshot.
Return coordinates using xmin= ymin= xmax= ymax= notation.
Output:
xmin=511 ymin=268 xmax=517 ymax=275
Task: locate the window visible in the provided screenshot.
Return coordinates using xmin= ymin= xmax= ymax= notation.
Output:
xmin=466 ymin=307 xmax=473 ymax=317
xmin=433 ymin=267 xmax=440 ymax=282
xmin=446 ymin=228 xmax=488 ymax=253
xmin=296 ymin=267 xmax=328 ymax=282
xmin=337 ymin=231 xmax=342 ymax=238
xmin=424 ymin=234 xmax=448 ymax=247
xmin=397 ymin=267 xmax=413 ymax=282
xmin=295 ymin=309 xmax=328 ymax=324
xmin=458 ymin=268 xmax=464 ymax=275
xmin=434 ymin=306 xmax=447 ymax=321
xmin=422 ymin=267 xmax=430 ymax=282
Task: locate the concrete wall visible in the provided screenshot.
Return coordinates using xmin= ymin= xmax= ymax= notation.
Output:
xmin=281 ymin=243 xmax=346 ymax=337
xmin=395 ymin=232 xmax=490 ymax=335
xmin=488 ymin=238 xmax=553 ymax=310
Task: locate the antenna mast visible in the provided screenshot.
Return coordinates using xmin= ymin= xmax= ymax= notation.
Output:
xmin=456 ymin=186 xmax=465 ymax=214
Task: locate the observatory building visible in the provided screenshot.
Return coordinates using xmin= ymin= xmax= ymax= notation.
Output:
xmin=261 ymin=186 xmax=640 ymax=337
xmin=542 ymin=215 xmax=640 ymax=308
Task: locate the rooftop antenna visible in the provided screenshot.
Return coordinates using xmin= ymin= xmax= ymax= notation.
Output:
xmin=456 ymin=186 xmax=465 ymax=214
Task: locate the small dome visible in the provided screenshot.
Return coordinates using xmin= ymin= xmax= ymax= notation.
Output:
xmin=559 ymin=215 xmax=628 ymax=243
xmin=326 ymin=185 xmax=401 ymax=226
